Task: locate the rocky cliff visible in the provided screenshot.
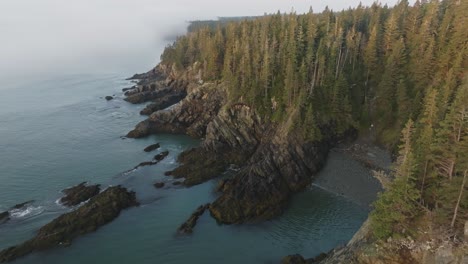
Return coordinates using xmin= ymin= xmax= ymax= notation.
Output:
xmin=125 ymin=62 xmax=355 ymax=224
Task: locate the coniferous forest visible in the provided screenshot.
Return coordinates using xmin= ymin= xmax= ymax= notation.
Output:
xmin=160 ymin=0 xmax=467 ymax=241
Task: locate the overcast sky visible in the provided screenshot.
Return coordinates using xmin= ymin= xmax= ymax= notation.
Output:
xmin=0 ymin=0 xmax=404 ymax=80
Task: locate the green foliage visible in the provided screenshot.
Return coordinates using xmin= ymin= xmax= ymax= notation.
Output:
xmin=371 ymin=120 xmax=421 ymax=239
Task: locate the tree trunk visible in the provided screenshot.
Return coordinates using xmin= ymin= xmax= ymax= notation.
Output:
xmin=451 ymin=170 xmax=467 ymax=228
xmin=420 ymin=159 xmax=429 ymax=205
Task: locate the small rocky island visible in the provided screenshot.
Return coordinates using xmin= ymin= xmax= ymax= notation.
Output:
xmin=0 ymin=186 xmax=138 ymax=263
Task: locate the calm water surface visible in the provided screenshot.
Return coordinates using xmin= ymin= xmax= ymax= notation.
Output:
xmin=0 ymin=75 xmax=369 ymax=263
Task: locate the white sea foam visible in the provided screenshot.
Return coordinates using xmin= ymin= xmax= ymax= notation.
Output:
xmin=9 ymin=206 xmax=44 ymax=219
xmin=55 ymin=197 xmax=66 ymax=207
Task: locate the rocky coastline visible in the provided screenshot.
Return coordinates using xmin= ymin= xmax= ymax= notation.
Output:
xmin=124 ymin=62 xmax=357 ymax=227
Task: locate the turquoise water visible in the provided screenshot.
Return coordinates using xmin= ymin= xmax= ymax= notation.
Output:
xmin=0 ymin=74 xmax=368 ymax=263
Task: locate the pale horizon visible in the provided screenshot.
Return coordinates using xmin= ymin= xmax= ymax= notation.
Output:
xmin=0 ymin=0 xmax=406 ymax=81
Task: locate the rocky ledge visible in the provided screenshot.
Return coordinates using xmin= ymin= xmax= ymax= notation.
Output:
xmin=0 ymin=186 xmax=138 ymax=263
xmin=59 ymin=182 xmax=101 ymax=207
xmin=177 ymin=204 xmax=210 ymax=234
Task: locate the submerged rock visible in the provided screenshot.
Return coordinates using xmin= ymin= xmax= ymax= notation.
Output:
xmin=0 ymin=186 xmax=138 ymax=263
xmin=143 ymin=143 xmax=160 ymax=152
xmin=177 ymin=204 xmax=209 ymax=234
xmin=135 ymin=161 xmax=158 ymax=168
xmin=0 ymin=211 xmax=8 ymax=224
xmin=59 ymin=182 xmax=101 ymax=207
xmin=0 ymin=201 xmax=35 ymax=225
xmin=172 ymin=181 xmax=182 ymax=186
xmin=154 ymin=151 xmax=169 ymax=161
xmin=105 ymin=96 xmax=114 ymax=101
xmin=281 ymin=254 xmax=307 ymax=264
xmin=154 ymin=182 xmax=165 ymax=188
xmin=11 ymin=200 xmax=34 ymax=210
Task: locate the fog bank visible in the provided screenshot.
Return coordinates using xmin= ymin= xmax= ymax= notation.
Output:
xmin=0 ymin=0 xmax=403 ymax=81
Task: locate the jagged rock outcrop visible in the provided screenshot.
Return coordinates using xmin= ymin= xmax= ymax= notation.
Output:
xmin=177 ymin=204 xmax=210 ymax=234
xmin=126 ymin=83 xmax=226 ymax=138
xmin=209 ymin=133 xmax=330 ymax=224
xmin=59 ymin=182 xmax=101 ymax=207
xmin=170 ymin=104 xmax=262 ymax=186
xmin=0 ymin=186 xmax=138 ymax=263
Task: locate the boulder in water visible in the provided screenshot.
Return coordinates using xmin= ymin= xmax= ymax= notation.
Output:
xmin=143 ymin=143 xmax=160 ymax=152
xmin=105 ymin=96 xmax=114 ymax=101
xmin=154 ymin=182 xmax=165 ymax=188
xmin=154 ymin=151 xmax=169 ymax=161
xmin=60 ymin=182 xmax=101 ymax=207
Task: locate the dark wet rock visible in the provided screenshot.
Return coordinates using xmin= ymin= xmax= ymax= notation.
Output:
xmin=164 ymin=171 xmax=173 ymax=176
xmin=125 ymin=88 xmax=168 ymax=104
xmin=0 ymin=201 xmax=35 ymax=225
xmin=154 ymin=151 xmax=169 ymax=161
xmin=177 ymin=204 xmax=209 ymax=234
xmin=105 ymin=96 xmax=113 ymax=101
xmin=154 ymin=182 xmax=165 ymax=188
xmin=0 ymin=186 xmax=138 ymax=263
xmin=171 ymin=147 xmax=247 ymax=187
xmin=59 ymin=182 xmax=101 ymax=207
xmin=126 ymin=73 xmax=147 ymax=80
xmin=208 ymin=132 xmax=346 ymax=224
xmin=11 ymin=200 xmax=34 ymax=210
xmin=143 ymin=143 xmax=160 ymax=152
xmin=122 ymin=87 xmax=135 ymax=92
xmin=135 ymin=161 xmax=158 ymax=168
xmin=172 ymin=181 xmax=182 ymax=186
xmin=0 ymin=211 xmax=8 ymax=223
xmin=128 ymin=151 xmax=169 ymax=171
xmin=281 ymin=254 xmax=308 ymax=264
